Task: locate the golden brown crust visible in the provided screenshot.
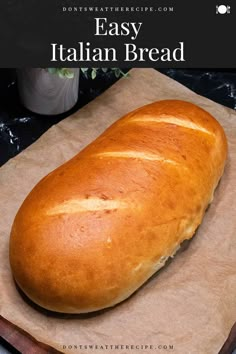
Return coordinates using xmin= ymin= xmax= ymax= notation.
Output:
xmin=9 ymin=100 xmax=228 ymax=313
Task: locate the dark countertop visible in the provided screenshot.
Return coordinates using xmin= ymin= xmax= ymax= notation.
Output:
xmin=1 ymin=69 xmax=236 ymax=167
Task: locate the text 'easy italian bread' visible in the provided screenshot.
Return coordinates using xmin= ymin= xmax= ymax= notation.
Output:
xmin=9 ymin=100 xmax=227 ymax=313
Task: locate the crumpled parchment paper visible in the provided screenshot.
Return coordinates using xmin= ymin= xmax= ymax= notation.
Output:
xmin=0 ymin=69 xmax=236 ymax=354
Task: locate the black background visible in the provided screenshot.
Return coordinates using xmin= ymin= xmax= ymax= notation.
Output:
xmin=0 ymin=0 xmax=235 ymax=67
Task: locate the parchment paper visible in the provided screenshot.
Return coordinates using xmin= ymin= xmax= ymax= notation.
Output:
xmin=0 ymin=69 xmax=236 ymax=354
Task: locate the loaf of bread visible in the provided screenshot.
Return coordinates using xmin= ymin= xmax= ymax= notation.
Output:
xmin=9 ymin=100 xmax=227 ymax=313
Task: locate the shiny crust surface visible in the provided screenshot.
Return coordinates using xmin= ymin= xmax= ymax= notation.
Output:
xmin=9 ymin=100 xmax=228 ymax=313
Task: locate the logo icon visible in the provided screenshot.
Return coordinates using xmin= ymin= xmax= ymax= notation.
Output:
xmin=216 ymin=5 xmax=231 ymax=14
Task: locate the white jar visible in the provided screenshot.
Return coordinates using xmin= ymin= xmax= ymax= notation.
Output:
xmin=17 ymin=68 xmax=80 ymax=115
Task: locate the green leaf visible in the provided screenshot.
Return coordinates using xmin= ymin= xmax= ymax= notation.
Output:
xmin=91 ymin=69 xmax=97 ymax=80
xmin=114 ymin=68 xmax=121 ymax=78
xmin=47 ymin=68 xmax=57 ymax=75
xmin=47 ymin=68 xmax=74 ymax=79
xmin=58 ymin=71 xmax=65 ymax=79
xmin=65 ymin=70 xmax=74 ymax=79
xmin=80 ymin=67 xmax=128 ymax=80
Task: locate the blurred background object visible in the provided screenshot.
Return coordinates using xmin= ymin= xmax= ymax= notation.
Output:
xmin=16 ymin=68 xmax=80 ymax=115
xmin=1 ymin=68 xmax=236 ymax=167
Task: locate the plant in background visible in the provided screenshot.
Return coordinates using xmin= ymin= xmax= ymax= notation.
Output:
xmin=80 ymin=68 xmax=128 ymax=79
xmin=47 ymin=68 xmax=75 ymax=79
xmin=47 ymin=68 xmax=128 ymax=79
